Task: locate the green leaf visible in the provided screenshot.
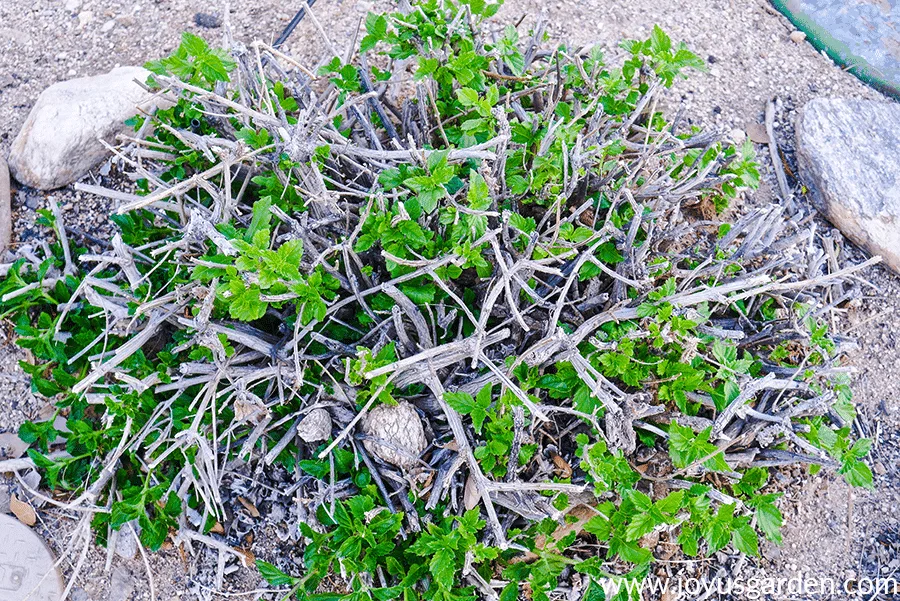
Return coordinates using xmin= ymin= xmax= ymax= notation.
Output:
xmin=398 ymin=220 xmax=428 ymax=247
xmin=181 ymin=31 xmax=209 ymax=56
xmin=445 ymin=391 xmax=476 ymax=414
xmin=654 ymin=490 xmax=684 ymax=515
xmin=430 ymin=548 xmax=457 ymax=588
xmin=256 ymin=560 xmax=298 ymax=586
xmin=712 ymin=338 xmax=736 ymax=367
xmin=467 ymin=171 xmax=491 ymax=211
xmin=816 ymin=425 xmax=838 ymax=450
xmin=398 ymin=282 xmax=435 ymax=304
xmin=584 ymin=515 xmax=611 ymax=541
xmin=457 ymin=88 xmax=480 ymax=107
xmin=840 ymin=458 xmax=874 ymax=488
xmin=649 ymin=25 xmax=671 ymax=53
xmin=227 ymin=283 xmax=266 ymax=321
xmin=850 ymin=438 xmax=872 ymax=459
xmin=755 ymin=502 xmax=783 ymax=544
xmin=624 ymin=511 xmax=656 ymax=542
xmin=508 ymin=213 xmax=535 ymax=234
xmin=731 ymin=523 xmax=759 ymax=556
xmin=244 ymin=196 xmax=272 ymax=242
xmin=365 ymin=13 xmax=388 ymax=38
xmin=702 ymin=504 xmax=734 ymax=554
xmin=612 ymin=537 xmax=653 ymax=565
xmin=499 ymin=583 xmax=520 ymax=601
xmin=678 ymin=524 xmax=700 ymax=556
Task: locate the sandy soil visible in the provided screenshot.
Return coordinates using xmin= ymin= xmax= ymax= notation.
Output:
xmin=0 ymin=0 xmax=898 ymax=599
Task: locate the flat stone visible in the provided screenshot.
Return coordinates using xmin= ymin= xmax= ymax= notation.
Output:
xmin=107 ymin=566 xmax=135 ymax=601
xmin=194 ymin=12 xmax=223 ymax=28
xmin=113 ymin=523 xmax=139 ymax=559
xmin=0 ymin=513 xmax=64 ymax=601
xmin=796 ymin=98 xmax=900 ymax=273
xmin=7 ymin=66 xmax=160 ymax=190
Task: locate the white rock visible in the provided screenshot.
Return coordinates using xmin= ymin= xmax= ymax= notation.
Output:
xmin=796 ymin=98 xmax=900 ymax=274
xmin=114 ymin=525 xmax=139 ymax=559
xmin=296 ymin=408 xmax=332 ymax=443
xmin=8 ymin=66 xmax=160 ymax=190
xmin=65 ymin=0 xmax=82 ymax=11
xmin=361 ymin=401 xmax=427 ymax=469
xmin=728 ymin=128 xmax=746 ymax=145
xmin=101 ymin=19 xmax=116 ymax=33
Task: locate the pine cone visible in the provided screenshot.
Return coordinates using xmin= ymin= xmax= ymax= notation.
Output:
xmin=297 ymin=408 xmax=332 ymax=443
xmin=361 ymin=401 xmax=427 ymax=469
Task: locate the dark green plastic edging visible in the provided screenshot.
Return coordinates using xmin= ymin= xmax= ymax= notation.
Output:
xmin=771 ymin=0 xmax=900 ymax=101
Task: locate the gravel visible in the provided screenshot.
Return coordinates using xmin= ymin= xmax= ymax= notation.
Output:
xmin=1 ymin=0 xmax=898 ymax=598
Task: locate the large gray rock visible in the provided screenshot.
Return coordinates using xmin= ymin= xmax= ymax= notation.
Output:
xmin=8 ymin=66 xmax=156 ymax=190
xmin=796 ymin=97 xmax=900 ymax=274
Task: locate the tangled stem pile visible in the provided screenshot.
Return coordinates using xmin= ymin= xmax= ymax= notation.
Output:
xmin=0 ymin=1 xmax=877 ymax=599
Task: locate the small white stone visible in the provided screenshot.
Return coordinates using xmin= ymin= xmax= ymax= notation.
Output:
xmin=296 ymin=408 xmax=332 ymax=443
xmin=114 ymin=525 xmax=139 ymax=559
xmin=362 ymin=401 xmax=427 ymax=469
xmin=8 ymin=66 xmax=166 ymax=190
xmin=789 ymin=30 xmax=807 ymax=43
xmin=64 ymin=0 xmax=82 ymax=11
xmin=728 ymin=128 xmax=746 ymax=144
xmin=77 ymin=10 xmax=93 ymax=27
xmin=101 ymin=19 xmax=116 ymax=33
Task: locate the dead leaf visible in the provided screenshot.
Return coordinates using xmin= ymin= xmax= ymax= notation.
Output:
xmin=233 ymin=396 xmax=268 ymax=424
xmin=463 ymin=474 xmax=480 ymax=511
xmin=10 ymin=493 xmax=36 ymax=526
xmin=745 ymin=122 xmax=770 ymax=145
xmin=237 ymin=496 xmax=260 ymax=518
xmin=210 ymin=521 xmax=225 ymax=534
xmin=578 ymin=208 xmax=595 ymax=227
xmin=515 ymin=504 xmax=598 ymax=563
xmin=549 ymin=452 xmax=573 ymax=479
xmin=233 ymin=547 xmax=255 ymax=567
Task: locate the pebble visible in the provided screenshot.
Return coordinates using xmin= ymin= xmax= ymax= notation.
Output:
xmin=0 ymin=483 xmax=9 ymax=514
xmin=78 ymin=10 xmax=93 ymax=27
xmin=114 ymin=525 xmax=139 ymax=559
xmin=790 ymin=30 xmax=807 ymax=43
xmin=100 ymin=19 xmax=116 ymax=33
xmin=71 ymin=588 xmax=91 ymax=601
xmin=874 ymin=461 xmax=887 ymax=475
xmin=64 ymin=0 xmax=82 ymax=11
xmin=194 ymin=12 xmax=223 ymax=28
xmin=108 ymin=567 xmax=135 ymax=601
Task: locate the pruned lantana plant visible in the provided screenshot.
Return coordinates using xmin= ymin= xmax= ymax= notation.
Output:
xmin=0 ymin=0 xmax=876 ymax=599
